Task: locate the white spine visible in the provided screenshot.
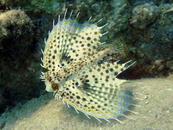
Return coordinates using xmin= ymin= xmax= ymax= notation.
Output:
xmin=76 ymin=12 xmax=80 ymax=19
xmin=88 ymin=16 xmax=92 ymax=22
xmin=69 ymin=10 xmax=73 ymax=19
xmin=64 ymin=8 xmax=68 ymax=20
xmin=96 ymin=18 xmax=103 ymax=24
xmin=99 ymin=23 xmax=108 ymax=29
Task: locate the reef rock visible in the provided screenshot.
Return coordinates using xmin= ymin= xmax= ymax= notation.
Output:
xmin=130 ymin=3 xmax=160 ymax=29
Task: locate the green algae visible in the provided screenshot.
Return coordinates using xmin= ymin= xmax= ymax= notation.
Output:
xmin=17 ymin=0 xmax=63 ymax=13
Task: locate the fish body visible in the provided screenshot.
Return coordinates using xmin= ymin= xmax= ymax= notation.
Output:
xmin=41 ymin=10 xmax=135 ymax=122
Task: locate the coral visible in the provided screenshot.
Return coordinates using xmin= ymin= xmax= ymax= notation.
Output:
xmin=0 ymin=9 xmax=33 ymax=41
xmin=124 ymin=2 xmax=173 ymax=78
xmin=18 ymin=0 xmax=64 ymax=14
xmin=0 ymin=0 xmax=65 ymax=15
xmin=158 ymin=3 xmax=173 ymax=27
xmin=130 ymin=3 xmax=160 ymax=29
xmin=134 ymin=3 xmax=173 ymax=61
xmin=108 ymin=0 xmax=130 ymax=33
xmin=0 ymin=9 xmax=42 ymax=114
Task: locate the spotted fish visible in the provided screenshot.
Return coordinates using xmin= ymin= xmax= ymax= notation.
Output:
xmin=40 ymin=9 xmax=136 ymax=123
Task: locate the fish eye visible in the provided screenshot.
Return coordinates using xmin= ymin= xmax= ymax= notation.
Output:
xmin=51 ymin=82 xmax=59 ymax=91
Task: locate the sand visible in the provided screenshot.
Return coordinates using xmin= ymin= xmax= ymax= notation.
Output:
xmin=0 ymin=76 xmax=173 ymax=130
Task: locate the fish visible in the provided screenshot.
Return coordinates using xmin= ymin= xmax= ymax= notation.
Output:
xmin=40 ymin=9 xmax=137 ymax=123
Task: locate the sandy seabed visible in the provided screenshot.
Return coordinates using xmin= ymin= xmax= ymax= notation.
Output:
xmin=0 ymin=75 xmax=173 ymax=130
